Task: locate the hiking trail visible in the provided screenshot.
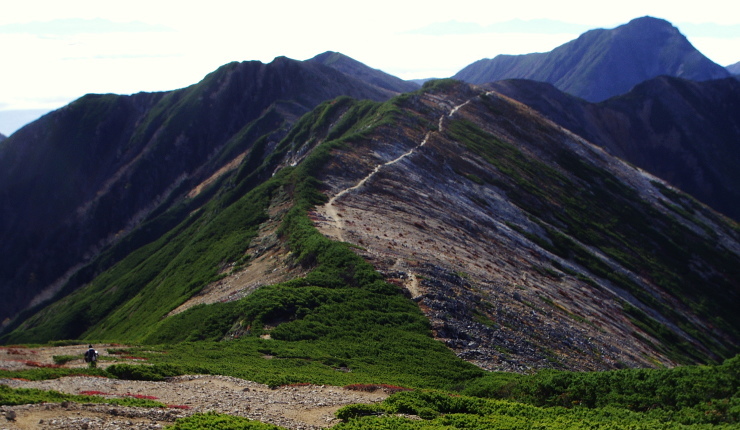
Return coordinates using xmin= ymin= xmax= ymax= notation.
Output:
xmin=321 ymin=99 xmax=470 ymax=242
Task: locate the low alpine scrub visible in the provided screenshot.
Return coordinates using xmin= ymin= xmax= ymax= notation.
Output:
xmin=334 ymin=387 xmax=739 ymax=429
xmin=0 ymin=367 xmax=110 ymax=381
xmin=166 ymin=411 xmax=287 ymax=429
xmin=462 ymin=355 xmax=739 ymax=415
xmin=344 ymin=383 xmax=413 ymax=393
xmin=0 ymin=384 xmax=164 ymax=408
xmin=52 ymin=355 xmax=79 ymax=365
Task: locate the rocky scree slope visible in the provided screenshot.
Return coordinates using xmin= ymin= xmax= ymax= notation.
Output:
xmin=310 ymin=80 xmax=740 ymax=371
xmin=454 ymin=16 xmax=730 ymax=102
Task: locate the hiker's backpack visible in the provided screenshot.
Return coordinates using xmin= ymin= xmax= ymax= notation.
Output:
xmin=84 ymin=349 xmax=97 ymax=362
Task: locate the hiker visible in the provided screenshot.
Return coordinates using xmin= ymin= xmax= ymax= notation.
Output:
xmin=84 ymin=344 xmax=98 ymax=368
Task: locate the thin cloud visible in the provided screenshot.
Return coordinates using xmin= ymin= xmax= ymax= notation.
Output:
xmin=409 ymin=18 xmax=740 ymax=39
xmin=0 ymin=18 xmax=172 ymax=35
xmin=61 ymin=53 xmax=183 ymax=61
xmin=406 ymin=19 xmax=593 ymax=36
xmin=677 ymin=22 xmax=740 ymax=38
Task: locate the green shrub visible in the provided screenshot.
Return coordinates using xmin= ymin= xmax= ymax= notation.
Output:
xmin=52 ymin=355 xmax=79 ymax=365
xmin=0 ymin=367 xmax=110 ymax=381
xmin=105 ymin=363 xmax=190 ymax=381
xmin=0 ymin=384 xmax=163 ymax=408
xmin=333 ymin=384 xmax=740 ymax=429
xmin=458 ymin=355 xmax=740 ymax=424
xmin=167 ymin=412 xmax=287 ymax=429
xmin=336 ymin=403 xmax=384 ymax=420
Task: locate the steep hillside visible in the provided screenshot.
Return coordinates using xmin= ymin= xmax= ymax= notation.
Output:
xmin=5 ymin=81 xmax=738 ymax=374
xmin=487 ymin=76 xmax=740 ymax=222
xmin=454 ymin=17 xmax=730 ymax=102
xmin=308 ymin=80 xmax=740 ymax=370
xmin=308 ymin=51 xmax=420 ymax=93
xmin=0 ymin=56 xmax=398 ymax=326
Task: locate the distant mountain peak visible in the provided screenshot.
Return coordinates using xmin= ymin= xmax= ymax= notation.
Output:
xmin=612 ymin=16 xmax=685 ymax=41
xmin=310 ymin=51 xmax=346 ymax=64
xmin=307 ymin=51 xmax=419 ymax=93
xmin=454 ymin=16 xmax=730 ymax=102
xmin=625 ymin=15 xmax=674 ymax=27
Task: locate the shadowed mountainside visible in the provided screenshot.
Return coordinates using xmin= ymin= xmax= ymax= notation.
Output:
xmin=454 ymin=17 xmax=730 ymax=102
xmin=486 ymin=76 xmax=740 ymax=222
xmin=0 ymin=55 xmax=400 ymax=325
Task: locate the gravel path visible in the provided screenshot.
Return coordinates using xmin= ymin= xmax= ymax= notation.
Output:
xmin=1 ymin=346 xmax=388 ymax=430
xmin=1 ymin=375 xmax=387 ymax=429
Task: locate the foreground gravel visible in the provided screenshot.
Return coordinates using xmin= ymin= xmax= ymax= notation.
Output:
xmin=1 ymin=374 xmax=388 ymax=429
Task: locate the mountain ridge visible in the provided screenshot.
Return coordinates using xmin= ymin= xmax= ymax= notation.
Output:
xmin=0 ymin=17 xmax=739 ymax=428
xmin=486 ymin=76 xmax=740 ymax=222
xmin=0 ymin=55 xmax=401 ymax=325
xmin=307 ymin=81 xmax=739 ymax=369
xmin=4 ymin=80 xmax=738 ymax=373
xmin=308 ymin=51 xmax=420 ymax=94
xmin=453 ymin=16 xmax=730 ymax=102
xmin=1 ymin=29 xmax=739 ymax=378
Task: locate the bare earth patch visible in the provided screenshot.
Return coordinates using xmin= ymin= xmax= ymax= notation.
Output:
xmin=1 ymin=346 xmax=388 ymax=430
xmin=168 ymin=188 xmax=307 ymax=317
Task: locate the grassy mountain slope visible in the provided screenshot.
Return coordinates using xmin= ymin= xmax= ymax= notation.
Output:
xmin=453 ymin=17 xmax=730 ymax=102
xmin=2 ymin=95 xmax=486 ymax=391
xmin=0 ymin=55 xmax=397 ymax=327
xmin=0 ymin=95 xmax=368 ymax=342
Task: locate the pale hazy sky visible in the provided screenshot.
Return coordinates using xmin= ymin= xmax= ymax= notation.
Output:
xmin=1 ymin=0 xmax=739 ymax=136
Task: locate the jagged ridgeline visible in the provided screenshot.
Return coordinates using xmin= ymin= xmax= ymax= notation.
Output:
xmin=0 ymin=95 xmax=390 ymax=341
xmin=3 ymin=80 xmax=740 ymax=379
xmin=0 ymin=55 xmax=397 ymax=327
